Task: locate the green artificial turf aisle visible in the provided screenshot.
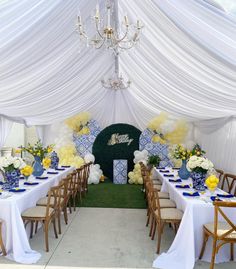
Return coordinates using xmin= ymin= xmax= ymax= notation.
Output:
xmin=79 ymin=179 xmax=146 ymax=209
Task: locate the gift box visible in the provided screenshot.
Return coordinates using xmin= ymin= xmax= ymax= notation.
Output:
xmin=113 ymin=159 xmax=128 ymax=184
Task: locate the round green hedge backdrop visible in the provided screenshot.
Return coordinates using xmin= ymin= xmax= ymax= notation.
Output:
xmin=92 ymin=123 xmax=141 ymax=180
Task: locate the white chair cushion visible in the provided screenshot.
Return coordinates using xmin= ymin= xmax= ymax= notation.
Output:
xmin=204 ymin=222 xmax=236 ymax=239
xmin=158 ymin=192 xmax=169 ymax=199
xmin=36 ymin=197 xmax=55 ymax=206
xmin=22 ymin=206 xmax=54 ymax=218
xmin=153 ymin=180 xmax=162 ymax=186
xmin=154 ymin=185 xmax=162 ymax=191
xmin=159 ymin=199 xmax=176 ymax=208
xmin=155 ymin=208 xmax=183 ymax=220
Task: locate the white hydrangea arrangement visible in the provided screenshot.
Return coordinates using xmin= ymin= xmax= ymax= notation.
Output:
xmin=0 ymin=156 xmax=26 ymax=172
xmin=187 ymin=156 xmax=214 ymax=173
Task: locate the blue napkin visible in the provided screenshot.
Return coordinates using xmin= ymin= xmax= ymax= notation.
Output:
xmin=9 ymin=188 xmax=26 ymax=192
xmin=61 ymin=165 xmax=71 ymax=168
xmin=211 ymin=196 xmax=222 ymax=202
xmin=47 ymin=171 xmax=59 ymax=175
xmin=169 ymin=179 xmax=182 ymax=183
xmin=172 ymin=168 xmax=179 ymax=170
xmin=19 ymin=176 xmax=24 ymax=179
xmin=24 ymin=182 xmax=39 ymax=186
xmin=36 ymin=176 xmax=49 ymax=180
xmin=0 ymin=182 xmax=3 ymax=185
xmin=217 ymin=194 xmax=234 ymax=198
xmin=183 ymin=192 xmax=200 ymax=197
xmin=176 ymin=185 xmax=190 ymax=189
xmin=55 ymin=168 xmax=65 ymax=171
xmin=163 ymin=174 xmax=174 ymax=177
xmin=160 ymin=169 xmax=169 ymax=173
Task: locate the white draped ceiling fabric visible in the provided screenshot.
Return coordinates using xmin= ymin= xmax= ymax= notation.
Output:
xmin=1 ymin=0 xmax=236 ymax=172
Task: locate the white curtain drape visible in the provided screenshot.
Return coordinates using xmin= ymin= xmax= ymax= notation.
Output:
xmin=0 ymin=117 xmax=13 ymax=149
xmin=1 ymin=0 xmax=236 ymax=172
xmin=0 ymin=0 xmax=236 ymax=129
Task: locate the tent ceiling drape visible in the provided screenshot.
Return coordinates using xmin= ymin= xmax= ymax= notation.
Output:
xmin=0 ymin=0 xmax=236 ymax=129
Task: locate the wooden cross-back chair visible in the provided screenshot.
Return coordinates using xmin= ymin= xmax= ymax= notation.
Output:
xmin=151 ymin=189 xmax=183 ymax=254
xmin=215 ymin=169 xmax=224 ymax=188
xmin=22 ymin=187 xmax=58 ymax=252
xmin=199 ymin=201 xmax=236 ymax=269
xmin=220 ymin=173 xmax=236 ymax=195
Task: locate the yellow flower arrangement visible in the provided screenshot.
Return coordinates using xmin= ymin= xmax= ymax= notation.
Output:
xmin=205 ymin=175 xmax=219 ymax=192
xmin=21 ymin=165 xmax=33 ymax=177
xmin=42 ymin=158 xmax=51 ymax=169
xmin=65 ymin=112 xmax=91 ymax=135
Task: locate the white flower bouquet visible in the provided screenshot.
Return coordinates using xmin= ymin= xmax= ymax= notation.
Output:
xmin=0 ymin=156 xmax=26 ymax=172
xmin=187 ymin=156 xmax=214 ymax=173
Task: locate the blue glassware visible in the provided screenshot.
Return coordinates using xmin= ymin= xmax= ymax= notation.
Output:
xmin=2 ymin=169 xmax=20 ymax=190
xmin=32 ymin=156 xmax=44 ymax=177
xmin=50 ymin=151 xmax=59 ymax=170
xmin=191 ymin=171 xmax=207 ymax=191
xmin=178 ymin=159 xmax=190 ymax=180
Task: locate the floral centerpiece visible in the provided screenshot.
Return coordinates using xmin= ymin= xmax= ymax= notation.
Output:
xmin=187 ymin=156 xmax=214 ymax=191
xmin=0 ymin=156 xmax=26 ymax=190
xmin=21 ymin=140 xmax=53 ymax=176
xmin=170 ymin=144 xmax=191 ymax=179
xmin=191 ymin=144 xmax=205 ymax=157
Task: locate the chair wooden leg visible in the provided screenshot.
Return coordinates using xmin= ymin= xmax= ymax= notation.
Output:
xmin=34 ymin=221 xmax=38 ymax=234
xmin=157 ymin=222 xmax=162 ymax=254
xmin=199 ymin=231 xmax=209 ymax=259
xmin=63 ymin=206 xmax=68 ymax=225
xmin=52 ymin=218 xmax=58 ymax=239
xmin=30 ymin=221 xmax=34 ymax=239
xmin=149 ymin=214 xmax=154 ymax=237
xmin=230 ymin=243 xmax=234 ymax=261
xmin=57 ymin=211 xmax=62 ymax=235
xmin=73 ymin=195 xmax=76 ymax=211
xmin=151 ymin=220 xmax=157 ymax=240
xmin=44 ymin=222 xmax=49 ymax=252
xmin=210 ymin=238 xmax=217 ymax=269
xmin=0 ymin=223 xmax=6 ymax=256
xmin=146 ymin=209 xmax=150 ymax=227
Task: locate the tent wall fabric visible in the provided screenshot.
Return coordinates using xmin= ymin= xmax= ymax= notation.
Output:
xmin=0 ymin=0 xmax=236 ymax=172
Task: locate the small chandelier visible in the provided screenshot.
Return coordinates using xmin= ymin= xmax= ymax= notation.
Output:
xmin=101 ymin=72 xmax=131 ymax=90
xmin=76 ymin=0 xmax=143 ymax=54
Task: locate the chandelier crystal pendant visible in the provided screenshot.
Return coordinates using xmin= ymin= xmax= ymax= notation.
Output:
xmin=76 ymin=0 xmax=143 ymax=54
xmin=101 ymin=71 xmax=131 ymax=90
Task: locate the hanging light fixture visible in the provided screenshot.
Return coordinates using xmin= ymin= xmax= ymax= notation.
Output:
xmin=76 ymin=0 xmax=144 ymax=54
xmin=101 ymin=71 xmax=131 ymax=90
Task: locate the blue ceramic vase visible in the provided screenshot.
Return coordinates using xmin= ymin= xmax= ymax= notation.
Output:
xmin=50 ymin=151 xmax=59 ymax=169
xmin=191 ymin=171 xmax=207 ymax=191
xmin=2 ymin=169 xmax=20 ymax=190
xmin=32 ymin=156 xmax=44 ymax=177
xmin=178 ymin=159 xmax=190 ymax=180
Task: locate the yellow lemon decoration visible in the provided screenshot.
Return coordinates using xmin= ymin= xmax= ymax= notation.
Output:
xmin=42 ymin=158 xmax=51 ymax=169
xmin=205 ymin=175 xmax=219 ymax=192
xmin=21 ymin=165 xmax=33 ymax=177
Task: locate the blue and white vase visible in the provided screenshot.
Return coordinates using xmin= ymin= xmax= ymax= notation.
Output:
xmin=2 ymin=169 xmax=20 ymax=190
xmin=191 ymin=171 xmax=207 ymax=191
xmin=178 ymin=159 xmax=190 ymax=180
xmin=32 ymin=156 xmax=44 ymax=177
xmin=50 ymin=151 xmax=59 ymax=170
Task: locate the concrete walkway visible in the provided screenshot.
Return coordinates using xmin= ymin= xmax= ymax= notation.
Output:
xmin=0 ymin=208 xmax=235 ymax=269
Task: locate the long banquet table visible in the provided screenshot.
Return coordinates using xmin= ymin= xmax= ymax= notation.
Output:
xmin=0 ymin=166 xmax=74 ymax=264
xmin=152 ymin=168 xmax=236 ymax=269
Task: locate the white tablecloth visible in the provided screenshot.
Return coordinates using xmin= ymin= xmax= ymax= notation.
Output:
xmin=152 ymin=168 xmax=236 ymax=269
xmin=0 ymin=167 xmax=74 ymax=264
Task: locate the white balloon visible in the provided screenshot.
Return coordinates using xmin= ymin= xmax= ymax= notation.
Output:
xmin=84 ymin=153 xmax=95 ymax=163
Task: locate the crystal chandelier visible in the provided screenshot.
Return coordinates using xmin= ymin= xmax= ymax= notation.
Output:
xmin=76 ymin=0 xmax=143 ymax=54
xmin=101 ymin=71 xmax=131 ymax=90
